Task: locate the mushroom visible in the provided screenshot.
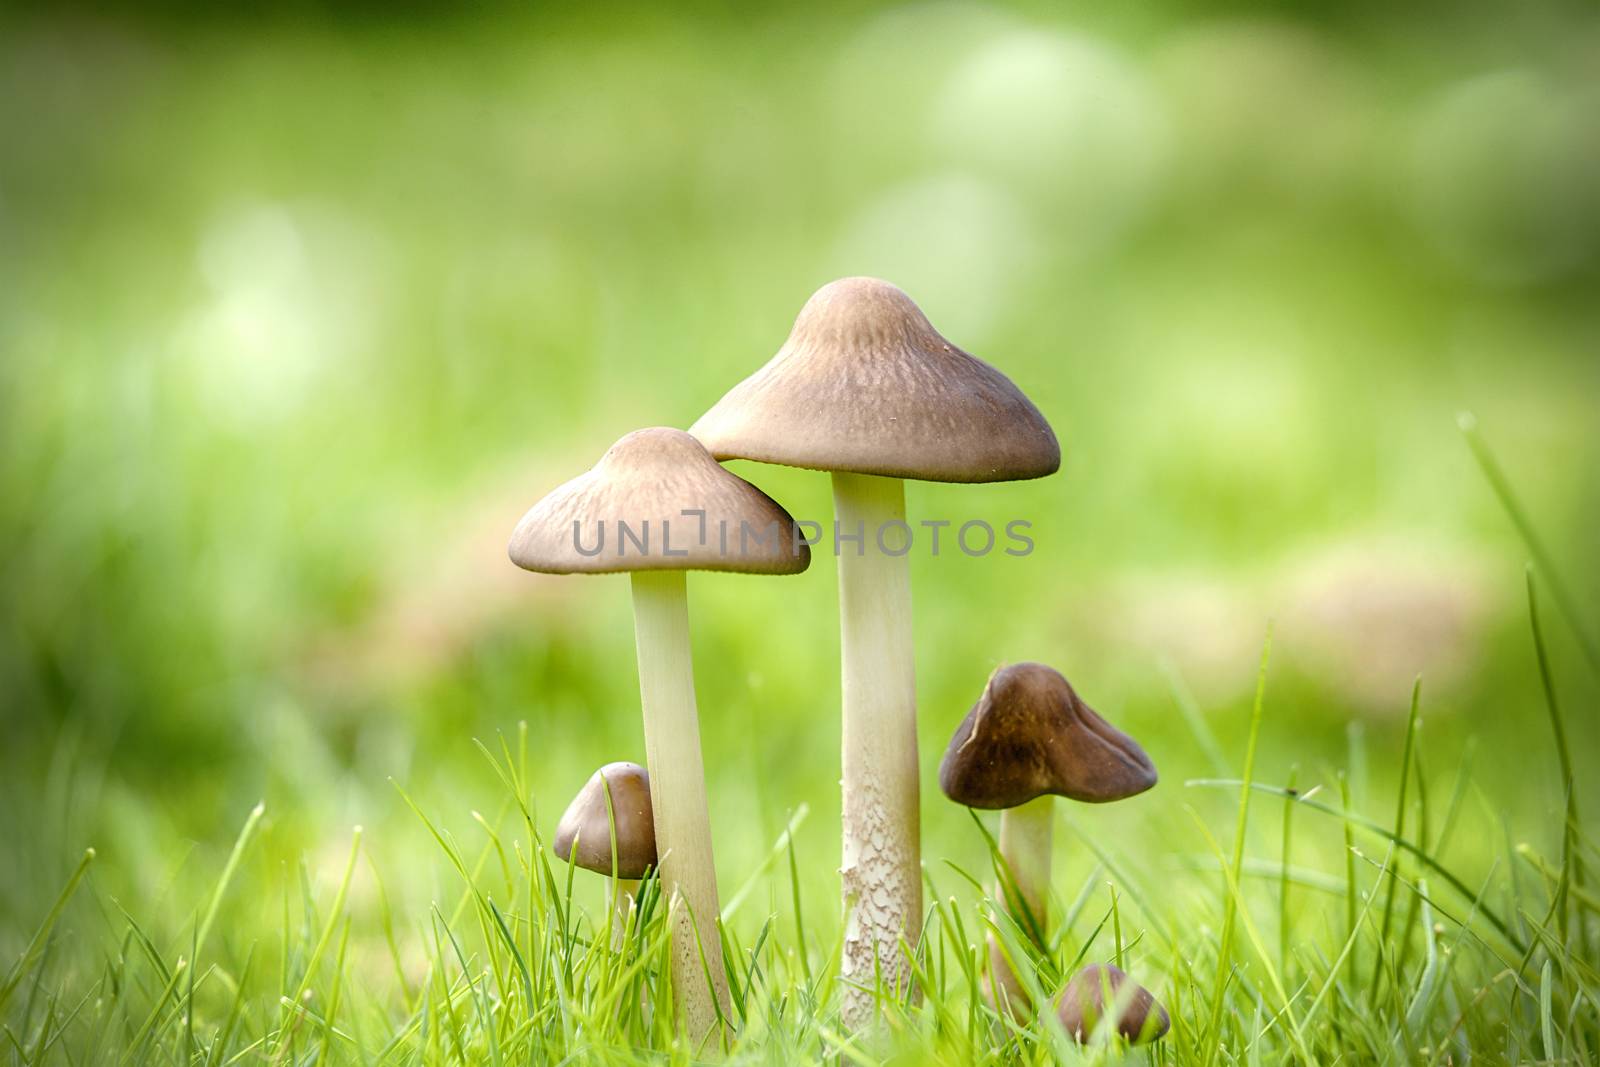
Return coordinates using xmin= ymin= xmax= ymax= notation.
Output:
xmin=691 ymin=277 xmax=1059 ymax=1023
xmin=510 ymin=427 xmax=810 ymax=1040
xmin=938 ymin=663 xmax=1156 ymax=1011
xmin=1056 ymin=963 xmax=1169 ymax=1044
xmin=553 ymin=762 xmax=657 ymax=943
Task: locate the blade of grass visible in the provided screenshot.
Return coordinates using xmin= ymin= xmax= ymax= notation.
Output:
xmin=487 ymin=897 xmax=534 ymax=1015
xmin=1393 ymin=727 xmax=1433 ymax=988
xmin=1201 ymin=625 xmax=1272 ymax=1067
xmin=315 ymin=917 xmax=353 ymax=1063
xmin=1370 ymin=677 xmax=1422 ymax=1000
xmin=183 ymin=928 xmax=198 ymax=1065
xmin=1528 ymin=569 xmax=1586 ymax=949
xmin=1539 ymin=959 xmax=1556 ymax=1062
xmin=721 ymin=804 xmax=809 ymax=921
xmin=1404 ymin=880 xmax=1440 ymax=1033
xmin=1 ymin=848 xmax=95 ymax=1014
xmin=1460 ymin=411 xmax=1600 ymax=678
xmin=1431 ymin=738 xmax=1476 ymax=861
xmin=204 ymin=945 xmax=255 ymax=1067
xmin=1280 ymin=765 xmax=1299 ymax=978
xmin=196 ymin=804 xmax=265 ymax=962
xmin=1163 ymin=658 xmax=1231 ymax=777
xmin=1339 ymin=772 xmax=1358 ymax=991
xmin=785 ymin=811 xmax=812 ymax=986
xmin=109 ymin=899 xmax=171 ymax=985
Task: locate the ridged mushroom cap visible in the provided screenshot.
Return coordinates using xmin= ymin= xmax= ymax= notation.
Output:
xmin=552 ymin=762 xmax=657 ymax=879
xmin=1056 ymin=963 xmax=1170 ymax=1044
xmin=938 ymin=663 xmax=1157 ymax=809
xmin=508 ymin=427 xmax=811 ymax=575
xmin=690 ymin=277 xmax=1060 ymax=483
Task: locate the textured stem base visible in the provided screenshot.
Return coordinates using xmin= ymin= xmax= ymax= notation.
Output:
xmin=832 ymin=472 xmax=922 ymax=1028
xmin=632 ymin=570 xmax=731 ymax=1045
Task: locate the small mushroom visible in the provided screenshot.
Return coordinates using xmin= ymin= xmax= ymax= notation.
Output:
xmin=553 ymin=762 xmax=656 ymax=943
xmin=939 ymin=663 xmax=1156 ymax=1011
xmin=553 ymin=760 xmax=657 ymax=878
xmin=692 ymin=278 xmax=1059 ymax=1025
xmin=510 ymin=427 xmax=810 ymax=1040
xmin=1056 ymin=963 xmax=1169 ymax=1044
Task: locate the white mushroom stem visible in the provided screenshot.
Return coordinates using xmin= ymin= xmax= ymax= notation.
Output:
xmin=631 ymin=570 xmax=730 ymax=1042
xmin=987 ymin=798 xmax=1053 ymax=1015
xmin=611 ymin=879 xmax=639 ymax=950
xmin=832 ymin=471 xmax=921 ymax=1027
xmin=998 ymin=797 xmax=1053 ymax=938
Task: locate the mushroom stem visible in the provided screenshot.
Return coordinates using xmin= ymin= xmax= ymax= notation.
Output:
xmin=987 ymin=798 xmax=1053 ymax=1015
xmin=630 ymin=570 xmax=731 ymax=1042
xmin=611 ymin=879 xmax=639 ymax=950
xmin=998 ymin=797 xmax=1053 ymax=939
xmin=612 ymin=880 xmax=651 ymax=1024
xmin=831 ymin=471 xmax=921 ymax=1026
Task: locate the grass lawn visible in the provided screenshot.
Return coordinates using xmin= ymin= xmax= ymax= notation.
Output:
xmin=7 ymin=557 xmax=1600 ymax=1063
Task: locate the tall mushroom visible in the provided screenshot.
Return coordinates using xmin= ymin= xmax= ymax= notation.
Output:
xmin=553 ymin=762 xmax=657 ymax=943
xmin=509 ymin=427 xmax=810 ymax=1040
xmin=691 ymin=277 xmax=1059 ymax=1024
xmin=938 ymin=663 xmax=1156 ymax=1010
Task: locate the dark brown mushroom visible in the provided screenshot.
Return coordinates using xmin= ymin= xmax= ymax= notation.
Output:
xmin=552 ymin=762 xmax=657 ymax=879
xmin=939 ymin=663 xmax=1157 ymax=1015
xmin=939 ymin=662 xmax=1157 ymax=810
xmin=1056 ymin=963 xmax=1169 ymax=1044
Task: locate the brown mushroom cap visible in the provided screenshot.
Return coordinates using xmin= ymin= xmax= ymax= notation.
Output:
xmin=689 ymin=277 xmax=1060 ymax=484
xmin=552 ymin=762 xmax=657 ymax=879
xmin=938 ymin=663 xmax=1157 ymax=809
xmin=508 ymin=427 xmax=811 ymax=576
xmin=1056 ymin=963 xmax=1169 ymax=1044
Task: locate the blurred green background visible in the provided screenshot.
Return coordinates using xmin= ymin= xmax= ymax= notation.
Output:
xmin=2 ymin=0 xmax=1598 ymax=1000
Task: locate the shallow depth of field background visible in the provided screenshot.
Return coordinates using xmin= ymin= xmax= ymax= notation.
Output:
xmin=2 ymin=0 xmax=1598 ymax=1024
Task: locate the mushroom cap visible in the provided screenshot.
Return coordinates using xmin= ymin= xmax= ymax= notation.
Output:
xmin=552 ymin=762 xmax=657 ymax=879
xmin=689 ymin=277 xmax=1060 ymax=484
xmin=508 ymin=427 xmax=811 ymax=575
xmin=938 ymin=663 xmax=1157 ymax=809
xmin=1056 ymin=963 xmax=1169 ymax=1044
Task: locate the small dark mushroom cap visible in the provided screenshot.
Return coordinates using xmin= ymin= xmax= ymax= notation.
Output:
xmin=508 ymin=427 xmax=811 ymax=576
xmin=552 ymin=762 xmax=657 ymax=879
xmin=1056 ymin=963 xmax=1169 ymax=1044
xmin=939 ymin=663 xmax=1157 ymax=809
xmin=689 ymin=277 xmax=1060 ymax=484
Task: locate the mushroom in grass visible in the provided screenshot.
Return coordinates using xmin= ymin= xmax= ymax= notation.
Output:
xmin=1056 ymin=963 xmax=1169 ymax=1044
xmin=939 ymin=663 xmax=1156 ymax=1011
xmin=510 ymin=427 xmax=810 ymax=1040
xmin=692 ymin=278 xmax=1059 ymax=1024
xmin=553 ymin=762 xmax=657 ymax=943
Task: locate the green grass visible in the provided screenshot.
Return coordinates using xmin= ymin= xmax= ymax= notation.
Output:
xmin=0 ymin=738 xmax=1592 ymax=1066
xmin=4 ymin=567 xmax=1598 ymax=1063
